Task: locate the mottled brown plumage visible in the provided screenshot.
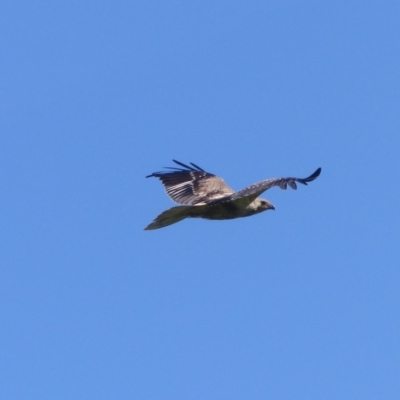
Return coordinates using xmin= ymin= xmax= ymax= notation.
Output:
xmin=145 ymin=160 xmax=321 ymax=230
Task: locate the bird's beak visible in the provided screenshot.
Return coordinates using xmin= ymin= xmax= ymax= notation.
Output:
xmin=270 ymin=205 xmax=275 ymax=210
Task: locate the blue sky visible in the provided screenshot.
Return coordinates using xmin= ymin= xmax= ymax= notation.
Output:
xmin=1 ymin=1 xmax=399 ymax=399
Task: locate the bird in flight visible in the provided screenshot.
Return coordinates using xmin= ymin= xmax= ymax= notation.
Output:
xmin=145 ymin=160 xmax=321 ymax=230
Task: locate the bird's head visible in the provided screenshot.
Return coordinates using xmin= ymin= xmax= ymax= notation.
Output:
xmin=254 ymin=198 xmax=275 ymax=213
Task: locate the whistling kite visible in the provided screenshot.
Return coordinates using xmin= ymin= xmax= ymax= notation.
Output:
xmin=145 ymin=160 xmax=321 ymax=230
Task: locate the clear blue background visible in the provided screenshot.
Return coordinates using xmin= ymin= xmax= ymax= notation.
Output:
xmin=1 ymin=1 xmax=399 ymax=399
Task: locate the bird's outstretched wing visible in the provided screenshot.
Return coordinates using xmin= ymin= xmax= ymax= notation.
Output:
xmin=209 ymin=168 xmax=322 ymax=206
xmin=146 ymin=160 xmax=234 ymax=205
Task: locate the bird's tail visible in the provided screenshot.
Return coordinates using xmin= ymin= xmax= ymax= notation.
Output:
xmin=144 ymin=206 xmax=193 ymax=230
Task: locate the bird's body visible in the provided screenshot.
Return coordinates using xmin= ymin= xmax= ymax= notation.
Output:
xmin=145 ymin=160 xmax=321 ymax=230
